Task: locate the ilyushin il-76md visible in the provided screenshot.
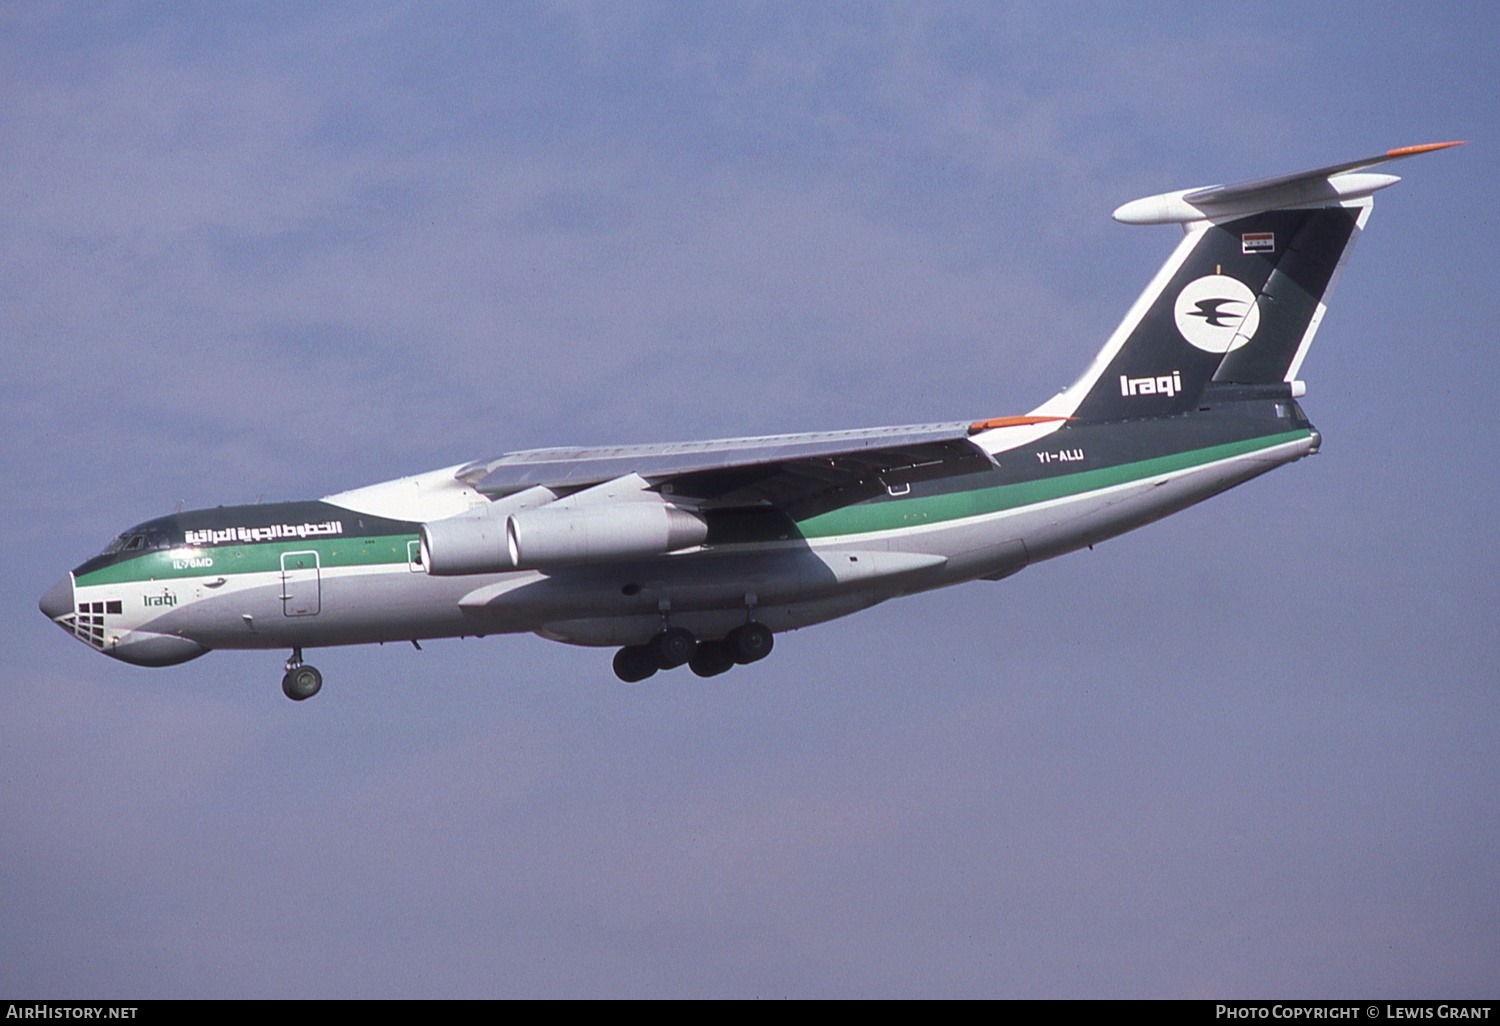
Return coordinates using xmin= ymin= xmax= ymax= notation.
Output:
xmin=41 ymin=143 xmax=1460 ymax=700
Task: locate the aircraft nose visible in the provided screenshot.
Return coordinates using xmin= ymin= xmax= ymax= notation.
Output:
xmin=39 ymin=573 xmax=74 ymax=620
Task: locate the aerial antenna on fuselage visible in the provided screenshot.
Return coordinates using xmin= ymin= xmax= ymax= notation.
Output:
xmin=173 ymin=499 xmax=185 ymax=513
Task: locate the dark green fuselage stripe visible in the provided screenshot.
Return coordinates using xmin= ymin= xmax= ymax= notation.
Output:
xmin=795 ymin=429 xmax=1309 ymax=538
xmin=74 ymin=535 xmax=418 ymax=587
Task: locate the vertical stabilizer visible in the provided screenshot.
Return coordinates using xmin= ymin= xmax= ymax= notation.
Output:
xmin=1031 ymin=143 xmax=1461 ymax=422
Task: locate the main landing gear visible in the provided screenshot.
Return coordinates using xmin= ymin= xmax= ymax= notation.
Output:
xmin=281 ymin=648 xmax=323 ymax=701
xmin=612 ymin=623 xmax=773 ymax=683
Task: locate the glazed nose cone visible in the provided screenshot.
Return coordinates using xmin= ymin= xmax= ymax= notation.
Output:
xmin=39 ymin=573 xmax=74 ymax=620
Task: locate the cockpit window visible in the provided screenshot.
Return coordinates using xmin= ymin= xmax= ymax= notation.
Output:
xmin=100 ymin=528 xmax=172 ymax=556
xmin=101 ymin=534 xmax=135 ymax=555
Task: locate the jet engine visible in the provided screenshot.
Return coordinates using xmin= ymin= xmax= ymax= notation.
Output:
xmin=419 ymin=505 xmax=513 ymax=575
xmin=421 ymin=497 xmax=708 ymax=575
xmin=506 ymin=502 xmax=708 ymax=570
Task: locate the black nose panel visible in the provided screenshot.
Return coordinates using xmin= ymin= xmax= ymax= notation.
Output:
xmin=39 ymin=574 xmax=73 ymax=620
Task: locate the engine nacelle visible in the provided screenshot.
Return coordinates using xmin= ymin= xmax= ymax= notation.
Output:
xmin=420 ymin=508 xmax=514 ymax=575
xmin=506 ymin=502 xmax=708 ymax=570
xmin=422 ymin=498 xmax=709 ymax=575
xmin=420 ymin=485 xmax=561 ymax=575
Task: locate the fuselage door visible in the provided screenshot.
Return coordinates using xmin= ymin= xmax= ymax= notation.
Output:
xmin=280 ymin=550 xmax=321 ymax=616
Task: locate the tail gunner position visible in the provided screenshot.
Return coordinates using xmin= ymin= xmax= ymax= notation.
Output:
xmin=41 ymin=143 xmax=1461 ymax=700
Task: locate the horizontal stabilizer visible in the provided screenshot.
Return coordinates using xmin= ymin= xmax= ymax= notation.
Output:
xmin=1113 ymin=141 xmax=1463 ymax=225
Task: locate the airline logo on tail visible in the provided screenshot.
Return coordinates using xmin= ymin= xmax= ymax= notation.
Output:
xmin=1120 ymin=371 xmax=1183 ymax=397
xmin=1174 ymin=275 xmax=1260 ymax=353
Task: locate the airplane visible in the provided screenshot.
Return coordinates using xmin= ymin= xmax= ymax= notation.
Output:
xmin=40 ymin=142 xmax=1461 ymax=701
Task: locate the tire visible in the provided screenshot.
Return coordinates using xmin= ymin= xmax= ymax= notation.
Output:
xmin=688 ymin=641 xmax=735 ymax=678
xmin=282 ymin=665 xmax=323 ymax=701
xmin=612 ymin=645 xmax=658 ymax=683
xmin=650 ymin=627 xmax=696 ymax=669
xmin=726 ymin=622 xmax=773 ymax=664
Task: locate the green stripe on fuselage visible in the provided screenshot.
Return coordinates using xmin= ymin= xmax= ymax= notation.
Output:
xmin=73 ymin=534 xmax=418 ymax=587
xmin=795 ymin=429 xmax=1310 ymax=539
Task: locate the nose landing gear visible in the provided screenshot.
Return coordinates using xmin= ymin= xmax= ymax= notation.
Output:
xmin=281 ymin=648 xmax=323 ymax=701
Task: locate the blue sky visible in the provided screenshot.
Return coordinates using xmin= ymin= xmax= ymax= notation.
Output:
xmin=2 ymin=2 xmax=1496 ymax=997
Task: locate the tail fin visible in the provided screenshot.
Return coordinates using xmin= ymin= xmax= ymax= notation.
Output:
xmin=1035 ymin=143 xmax=1462 ymax=422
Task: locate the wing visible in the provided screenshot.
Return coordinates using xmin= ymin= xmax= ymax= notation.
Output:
xmin=458 ymin=421 xmax=1000 ymax=521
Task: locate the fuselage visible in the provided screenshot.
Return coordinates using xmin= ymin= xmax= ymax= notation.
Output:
xmin=41 ymin=397 xmax=1318 ymax=668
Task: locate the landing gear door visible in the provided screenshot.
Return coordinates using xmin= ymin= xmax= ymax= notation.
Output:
xmin=280 ymin=550 xmax=321 ymax=616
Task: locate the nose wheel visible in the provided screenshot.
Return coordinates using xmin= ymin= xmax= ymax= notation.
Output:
xmin=281 ymin=649 xmax=323 ymax=701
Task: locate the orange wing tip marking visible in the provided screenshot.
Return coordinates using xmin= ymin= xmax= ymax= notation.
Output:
xmin=967 ymin=415 xmax=1069 ymax=434
xmin=1386 ymin=141 xmax=1466 ymax=157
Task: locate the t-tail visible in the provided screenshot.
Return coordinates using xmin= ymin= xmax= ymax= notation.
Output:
xmin=1032 ymin=142 xmax=1463 ymax=422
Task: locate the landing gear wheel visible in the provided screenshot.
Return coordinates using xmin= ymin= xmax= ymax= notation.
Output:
xmin=650 ymin=627 xmax=697 ymax=669
xmin=282 ymin=664 xmax=323 ymax=701
xmin=613 ymin=645 xmax=659 ymax=683
xmin=726 ymin=622 xmax=773 ymax=664
xmin=689 ymin=640 xmax=735 ymax=678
